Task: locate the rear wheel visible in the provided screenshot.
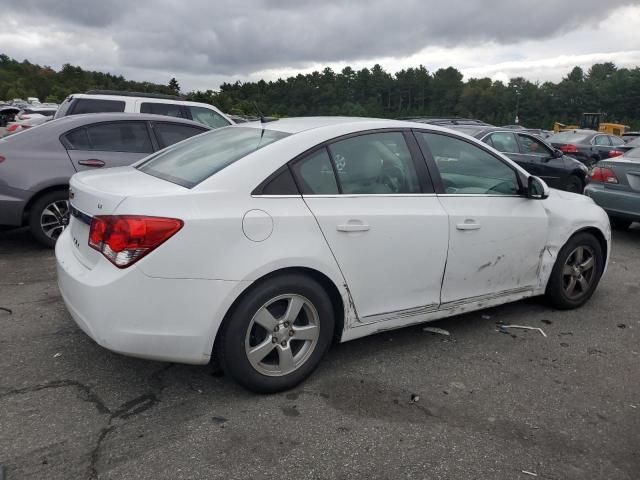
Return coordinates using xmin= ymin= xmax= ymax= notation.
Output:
xmin=217 ymin=273 xmax=335 ymax=393
xmin=28 ymin=190 xmax=70 ymax=248
xmin=565 ymin=175 xmax=583 ymax=194
xmin=545 ymin=232 xmax=604 ymax=309
xmin=610 ymin=217 xmax=632 ymax=230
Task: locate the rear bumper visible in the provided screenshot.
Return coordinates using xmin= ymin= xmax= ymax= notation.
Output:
xmin=584 ymin=184 xmax=640 ymax=221
xmin=0 ymin=182 xmax=29 ymax=226
xmin=55 ymin=227 xmax=247 ymax=364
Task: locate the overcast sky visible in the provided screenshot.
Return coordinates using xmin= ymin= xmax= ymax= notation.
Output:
xmin=1 ymin=0 xmax=639 ymax=91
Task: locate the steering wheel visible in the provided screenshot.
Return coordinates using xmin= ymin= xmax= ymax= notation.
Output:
xmin=379 ymin=165 xmax=406 ymax=193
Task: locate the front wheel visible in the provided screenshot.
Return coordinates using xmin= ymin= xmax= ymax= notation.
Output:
xmin=217 ymin=274 xmax=335 ymax=393
xmin=545 ymin=232 xmax=604 ymax=309
xmin=28 ymin=190 xmax=70 ymax=248
xmin=565 ymin=175 xmax=584 ymax=194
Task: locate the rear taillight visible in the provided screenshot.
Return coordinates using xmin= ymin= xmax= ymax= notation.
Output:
xmin=88 ymin=215 xmax=183 ymax=268
xmin=6 ymin=124 xmax=19 ymax=132
xmin=0 ymin=155 xmax=5 ymax=164
xmin=559 ymin=144 xmax=578 ymax=153
xmin=608 ymin=150 xmax=624 ymax=158
xmin=590 ymin=166 xmax=619 ymax=184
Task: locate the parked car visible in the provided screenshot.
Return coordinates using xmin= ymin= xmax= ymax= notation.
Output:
xmin=547 ymin=130 xmax=628 ymax=167
xmin=501 ymin=125 xmax=553 ymax=139
xmin=622 ymin=132 xmax=640 ymax=142
xmin=56 ymin=117 xmax=610 ymax=393
xmin=5 ymin=106 xmax=58 ymax=135
xmin=0 ymin=113 xmax=210 ymax=247
xmin=401 ymin=116 xmax=492 ymax=127
xmin=54 ymin=90 xmax=234 ymax=129
xmin=448 ymin=126 xmax=589 ymax=193
xmin=584 ymin=147 xmax=640 ymax=229
xmin=0 ymin=105 xmax=20 ymax=127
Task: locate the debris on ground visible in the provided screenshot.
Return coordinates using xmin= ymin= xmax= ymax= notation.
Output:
xmin=481 ymin=314 xmax=491 ymax=320
xmin=423 ymin=327 xmax=450 ymax=336
xmin=53 ymin=352 xmax=62 ymax=358
xmin=617 ymin=323 xmax=627 ymax=329
xmin=541 ymin=319 xmax=552 ymax=325
xmin=499 ymin=325 xmax=547 ymax=337
xmin=521 ymin=470 xmax=537 ymax=477
xmin=410 ymin=394 xmax=420 ymax=403
xmin=0 ymin=307 xmax=11 ymax=314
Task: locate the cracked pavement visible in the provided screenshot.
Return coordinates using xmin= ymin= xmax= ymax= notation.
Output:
xmin=0 ymin=226 xmax=639 ymax=479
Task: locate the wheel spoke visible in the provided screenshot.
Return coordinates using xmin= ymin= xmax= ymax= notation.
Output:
xmin=292 ymin=324 xmax=319 ymax=341
xmin=578 ymin=276 xmax=590 ymax=293
xmin=41 ymin=207 xmax=57 ymax=219
xmin=579 ymin=256 xmax=594 ymax=272
xmin=284 ymin=296 xmax=304 ymax=324
xmin=253 ymin=308 xmax=278 ymax=331
xmin=562 ymin=264 xmax=574 ymax=276
xmin=565 ymin=277 xmax=577 ymax=297
xmin=247 ymin=337 xmax=276 ymax=365
xmin=277 ymin=346 xmax=295 ymax=374
xmin=574 ymin=246 xmax=584 ymax=264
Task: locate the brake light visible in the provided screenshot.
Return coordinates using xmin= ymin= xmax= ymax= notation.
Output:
xmin=6 ymin=124 xmax=19 ymax=132
xmin=88 ymin=215 xmax=183 ymax=268
xmin=0 ymin=155 xmax=5 ymax=164
xmin=608 ymin=150 xmax=624 ymax=158
xmin=559 ymin=144 xmax=578 ymax=153
xmin=590 ymin=166 xmax=619 ymax=184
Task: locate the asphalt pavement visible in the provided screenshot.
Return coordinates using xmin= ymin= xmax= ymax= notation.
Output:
xmin=0 ymin=226 xmax=638 ymax=479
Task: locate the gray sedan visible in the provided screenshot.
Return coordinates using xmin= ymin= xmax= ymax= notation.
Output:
xmin=584 ymin=147 xmax=640 ymax=229
xmin=0 ymin=113 xmax=209 ymax=247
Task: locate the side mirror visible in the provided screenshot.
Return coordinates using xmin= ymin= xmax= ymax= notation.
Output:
xmin=528 ymin=176 xmax=550 ymax=200
xmin=553 ymin=149 xmax=563 ymax=158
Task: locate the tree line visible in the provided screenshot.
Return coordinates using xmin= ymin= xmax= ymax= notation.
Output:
xmin=2 ymin=53 xmax=639 ymax=129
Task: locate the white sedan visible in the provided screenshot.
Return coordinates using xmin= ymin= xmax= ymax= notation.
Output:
xmin=56 ymin=117 xmax=611 ymax=392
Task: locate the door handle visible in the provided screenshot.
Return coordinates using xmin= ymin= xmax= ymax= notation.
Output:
xmin=78 ymin=159 xmax=105 ymax=167
xmin=456 ymin=220 xmax=481 ymax=231
xmin=337 ymin=222 xmax=370 ymax=232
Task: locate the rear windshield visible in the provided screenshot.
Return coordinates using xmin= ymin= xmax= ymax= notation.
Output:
xmin=449 ymin=126 xmax=485 ymax=136
xmin=137 ymin=126 xmax=290 ymax=187
xmin=548 ymin=132 xmax=590 ymax=144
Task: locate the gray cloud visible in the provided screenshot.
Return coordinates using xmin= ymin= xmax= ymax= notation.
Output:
xmin=0 ymin=0 xmax=635 ymax=77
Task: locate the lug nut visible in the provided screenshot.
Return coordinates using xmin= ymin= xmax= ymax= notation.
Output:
xmin=272 ymin=337 xmax=277 ymax=343
xmin=274 ymin=325 xmax=279 ymax=332
xmin=281 ymin=341 xmax=287 ymax=347
xmin=284 ymin=321 xmax=290 ymax=327
xmin=289 ymin=330 xmax=294 ymax=336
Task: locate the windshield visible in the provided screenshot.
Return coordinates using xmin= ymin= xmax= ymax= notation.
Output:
xmin=548 ymin=132 xmax=590 ymax=144
xmin=137 ymin=126 xmax=290 ymax=187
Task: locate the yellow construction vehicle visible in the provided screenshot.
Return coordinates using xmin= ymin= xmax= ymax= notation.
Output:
xmin=553 ymin=113 xmax=628 ymax=136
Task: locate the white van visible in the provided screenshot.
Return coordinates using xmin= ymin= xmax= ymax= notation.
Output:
xmin=54 ymin=90 xmax=233 ymax=128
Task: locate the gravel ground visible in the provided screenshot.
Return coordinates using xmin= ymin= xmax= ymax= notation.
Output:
xmin=0 ymin=226 xmax=638 ymax=480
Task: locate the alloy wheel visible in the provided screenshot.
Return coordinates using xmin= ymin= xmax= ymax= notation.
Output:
xmin=562 ymin=245 xmax=596 ymax=300
xmin=40 ymin=200 xmax=70 ymax=241
xmin=244 ymin=294 xmax=320 ymax=377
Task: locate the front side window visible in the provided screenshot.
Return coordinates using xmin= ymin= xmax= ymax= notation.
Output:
xmin=486 ymin=132 xmax=519 ymax=154
xmin=141 ymin=102 xmax=185 ymax=118
xmin=418 ymin=132 xmax=520 ymax=195
xmin=86 ymin=121 xmax=153 ymax=153
xmin=328 ymin=132 xmax=421 ymax=194
xmin=71 ymin=98 xmax=126 ymax=115
xmin=518 ymin=134 xmax=552 ymax=156
xmin=138 ymin=126 xmax=289 ymax=188
xmin=188 ymin=106 xmax=231 ymax=128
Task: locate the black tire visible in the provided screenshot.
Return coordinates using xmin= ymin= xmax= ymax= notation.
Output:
xmin=565 ymin=175 xmax=584 ymax=194
xmin=28 ymin=189 xmax=70 ymax=248
xmin=610 ymin=217 xmax=632 ymax=230
xmin=217 ymin=273 xmax=335 ymax=393
xmin=545 ymin=232 xmax=604 ymax=310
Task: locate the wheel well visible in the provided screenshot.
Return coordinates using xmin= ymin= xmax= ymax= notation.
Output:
xmin=22 ymin=185 xmax=69 ymax=225
xmin=212 ymin=267 xmax=345 ymax=359
xmin=574 ymin=226 xmax=608 ymax=261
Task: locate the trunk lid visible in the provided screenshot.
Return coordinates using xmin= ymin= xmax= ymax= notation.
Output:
xmin=68 ymin=166 xmax=186 ymax=268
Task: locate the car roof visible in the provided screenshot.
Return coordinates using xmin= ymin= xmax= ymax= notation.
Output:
xmin=54 ymin=112 xmax=209 ymax=128
xmin=239 ymin=116 xmax=419 ymax=134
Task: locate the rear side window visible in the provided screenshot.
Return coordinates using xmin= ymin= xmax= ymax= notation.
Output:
xmin=187 ymin=106 xmax=231 ymax=128
xmin=71 ymin=98 xmax=126 ymax=115
xmin=141 ymin=102 xmax=185 ymax=118
xmin=152 ymin=122 xmax=207 ymax=149
xmin=292 ymin=148 xmax=339 ymax=194
xmin=86 ymin=122 xmax=153 ymax=153
xmin=594 ymin=135 xmax=610 ymax=146
xmin=137 ymin=127 xmax=289 ymax=188
xmin=486 ymin=132 xmax=519 ymax=154
xmin=63 ymin=128 xmax=91 ymax=150
xmin=609 ymin=136 xmax=625 ymax=146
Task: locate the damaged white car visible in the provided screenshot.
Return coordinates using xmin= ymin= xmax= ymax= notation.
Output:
xmin=56 ymin=117 xmax=611 ymax=392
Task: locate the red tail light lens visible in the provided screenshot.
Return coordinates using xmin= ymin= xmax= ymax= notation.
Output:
xmin=608 ymin=150 xmax=624 ymax=158
xmin=590 ymin=166 xmax=619 ymax=184
xmin=0 ymin=155 xmax=5 ymax=164
xmin=559 ymin=144 xmax=578 ymax=153
xmin=6 ymin=124 xmax=19 ymax=132
xmin=89 ymin=215 xmax=183 ymax=268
